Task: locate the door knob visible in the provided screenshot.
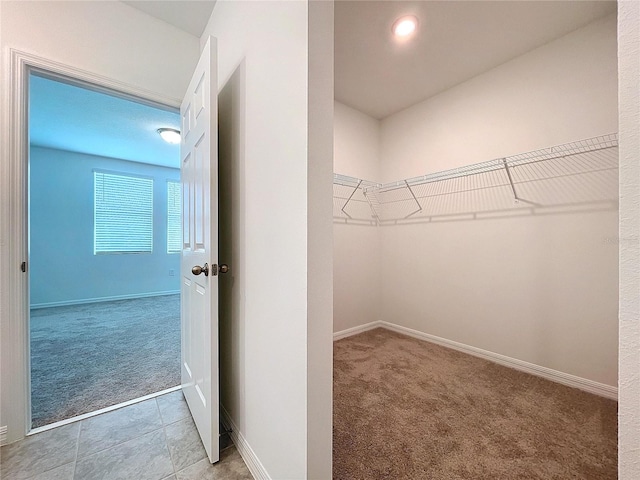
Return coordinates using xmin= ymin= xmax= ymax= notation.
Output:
xmin=192 ymin=263 xmax=209 ymax=276
xmin=219 ymin=264 xmax=229 ymax=274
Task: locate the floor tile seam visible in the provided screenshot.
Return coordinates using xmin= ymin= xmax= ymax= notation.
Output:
xmin=160 ymin=421 xmax=179 ymax=475
xmin=220 ymin=441 xmax=235 ymax=453
xmin=75 ymin=423 xmax=167 ymax=461
xmin=19 ymin=426 xmax=81 ymax=480
xmin=75 ymin=398 xmax=165 ymax=459
xmin=173 ymin=457 xmax=201 ymax=478
xmin=163 ymin=416 xmax=210 ymax=473
xmin=21 ymin=460 xmax=75 ymax=480
xmin=161 ymin=414 xmax=191 ymax=428
xmin=70 ymin=422 xmax=81 ymax=480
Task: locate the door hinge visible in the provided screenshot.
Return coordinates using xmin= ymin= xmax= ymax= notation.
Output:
xmin=20 ymin=261 xmax=27 ymax=273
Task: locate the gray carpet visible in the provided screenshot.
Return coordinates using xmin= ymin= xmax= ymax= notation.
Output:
xmin=30 ymin=294 xmax=180 ymax=428
xmin=334 ymin=328 xmax=617 ymax=479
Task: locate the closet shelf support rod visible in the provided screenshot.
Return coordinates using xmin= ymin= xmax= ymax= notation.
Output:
xmin=404 ymin=180 xmax=423 ymax=218
xmin=362 ymin=190 xmax=381 ymax=224
xmin=341 ymin=179 xmax=363 ymax=219
xmin=502 ymin=158 xmax=520 ymax=203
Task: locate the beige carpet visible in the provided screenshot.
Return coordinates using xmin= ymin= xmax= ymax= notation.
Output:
xmin=333 ymin=328 xmax=617 ymax=480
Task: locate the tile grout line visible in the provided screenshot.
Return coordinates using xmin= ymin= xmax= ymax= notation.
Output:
xmin=19 ymin=393 xmax=189 ymax=480
xmin=75 ymin=424 xmax=168 ymax=462
xmin=17 ymin=426 xmax=80 ymax=480
xmin=158 ymin=397 xmax=179 ymax=478
xmin=74 ymin=400 xmax=167 ymax=460
xmin=72 ymin=421 xmax=82 ymax=480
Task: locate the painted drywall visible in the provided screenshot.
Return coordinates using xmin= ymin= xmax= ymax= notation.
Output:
xmin=618 ymin=2 xmax=640 ymax=477
xmin=29 ymin=146 xmax=180 ymax=307
xmin=0 ymin=0 xmax=199 ymax=443
xmin=0 ymin=0 xmax=198 ymax=102
xmin=202 ymin=1 xmax=333 ymax=478
xmin=380 ymin=14 xmax=619 ymax=182
xmin=334 ymin=102 xmax=381 ymax=179
xmin=307 ymin=2 xmax=334 ymax=476
xmin=377 ymin=14 xmax=619 ymax=387
xmin=333 ymin=101 xmax=381 ymax=333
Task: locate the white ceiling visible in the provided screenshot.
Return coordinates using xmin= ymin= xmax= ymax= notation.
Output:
xmin=30 ymin=74 xmax=181 ymax=169
xmin=335 ymin=0 xmax=617 ymax=119
xmin=122 ymin=0 xmax=216 ymax=37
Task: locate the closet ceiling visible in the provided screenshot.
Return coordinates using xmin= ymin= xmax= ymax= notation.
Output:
xmin=335 ymin=0 xmax=617 ymax=119
xmin=119 ymin=1 xmax=616 ymax=120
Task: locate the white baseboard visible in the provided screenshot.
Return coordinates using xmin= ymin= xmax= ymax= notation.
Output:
xmin=333 ymin=321 xmax=382 ymax=341
xmin=380 ymin=321 xmax=617 ymax=400
xmin=220 ymin=405 xmax=270 ymax=480
xmin=30 ymin=290 xmax=180 ymax=309
xmin=334 ymin=320 xmax=617 ymax=400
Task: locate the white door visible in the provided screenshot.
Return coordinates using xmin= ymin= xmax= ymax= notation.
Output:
xmin=180 ymin=36 xmax=219 ymax=463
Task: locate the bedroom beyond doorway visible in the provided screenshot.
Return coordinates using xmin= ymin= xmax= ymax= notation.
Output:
xmin=28 ymin=73 xmax=182 ymax=429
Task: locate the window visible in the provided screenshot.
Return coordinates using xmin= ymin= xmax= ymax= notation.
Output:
xmin=94 ymin=171 xmax=153 ymax=254
xmin=167 ymin=180 xmax=181 ymax=253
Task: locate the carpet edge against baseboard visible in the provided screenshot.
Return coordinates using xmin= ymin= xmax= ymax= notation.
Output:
xmin=333 ymin=320 xmax=618 ymax=401
xmin=221 ymin=405 xmax=271 ymax=480
xmin=30 ymin=290 xmax=180 ymax=309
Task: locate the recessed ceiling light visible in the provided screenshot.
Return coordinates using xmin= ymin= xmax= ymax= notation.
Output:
xmin=392 ymin=15 xmax=418 ymax=38
xmin=157 ymin=128 xmax=181 ymax=145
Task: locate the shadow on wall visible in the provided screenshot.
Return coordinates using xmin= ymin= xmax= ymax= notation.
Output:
xmin=334 ymin=134 xmax=618 ymax=225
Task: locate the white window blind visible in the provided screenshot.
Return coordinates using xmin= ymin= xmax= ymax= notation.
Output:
xmin=94 ymin=171 xmax=153 ymax=254
xmin=167 ymin=180 xmax=181 ymax=253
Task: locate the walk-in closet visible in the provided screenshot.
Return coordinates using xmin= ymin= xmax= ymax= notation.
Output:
xmin=332 ymin=2 xmax=619 ymax=478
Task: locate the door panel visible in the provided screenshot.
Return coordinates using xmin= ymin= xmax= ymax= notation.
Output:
xmin=180 ymin=36 xmax=219 ymax=464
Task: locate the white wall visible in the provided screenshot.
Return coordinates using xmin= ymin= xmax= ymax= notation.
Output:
xmin=333 ymin=101 xmax=381 ymax=333
xmin=618 ymin=1 xmax=640 ymax=477
xmin=0 ymin=0 xmax=199 ymax=444
xmin=0 ymin=1 xmax=198 ymax=102
xmin=201 ymin=1 xmax=333 ymax=478
xmin=29 ymin=147 xmax=180 ymax=306
xmin=380 ymin=14 xmax=618 ymax=182
xmin=376 ymin=14 xmax=619 ymax=387
xmin=307 ymin=3 xmax=334 ymax=476
xmin=334 ymin=101 xmax=380 ymax=179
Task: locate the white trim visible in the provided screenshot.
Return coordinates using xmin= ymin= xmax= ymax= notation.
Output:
xmin=333 ymin=321 xmax=382 ymax=341
xmin=30 ymin=290 xmax=180 ymax=310
xmin=333 ymin=321 xmax=617 ymax=400
xmin=379 ymin=321 xmax=618 ymax=400
xmin=1 ymin=48 xmax=182 ymax=444
xmin=28 ymin=385 xmax=181 ymax=436
xmin=220 ymin=404 xmax=271 ymax=480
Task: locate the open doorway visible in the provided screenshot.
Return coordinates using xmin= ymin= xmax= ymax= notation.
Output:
xmin=28 ymin=72 xmax=182 ymax=429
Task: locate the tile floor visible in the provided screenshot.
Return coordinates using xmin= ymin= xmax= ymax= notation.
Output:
xmin=0 ymin=391 xmax=253 ymax=480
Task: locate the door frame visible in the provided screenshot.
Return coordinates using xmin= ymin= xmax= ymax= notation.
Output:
xmin=0 ymin=49 xmax=182 ymax=444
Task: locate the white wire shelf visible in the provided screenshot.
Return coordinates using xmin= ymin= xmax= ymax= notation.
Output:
xmin=334 ymin=133 xmax=618 ymax=224
xmin=333 ymin=174 xmax=381 ymax=224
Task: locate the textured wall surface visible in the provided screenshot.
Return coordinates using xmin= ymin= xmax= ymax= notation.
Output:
xmin=618 ymin=1 xmax=640 ymax=478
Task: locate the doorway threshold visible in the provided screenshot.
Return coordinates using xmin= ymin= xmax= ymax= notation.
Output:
xmin=28 ymin=385 xmax=181 ymax=436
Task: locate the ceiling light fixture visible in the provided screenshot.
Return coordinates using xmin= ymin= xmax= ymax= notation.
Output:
xmin=392 ymin=15 xmax=418 ymax=38
xmin=157 ymin=128 xmax=181 ymax=145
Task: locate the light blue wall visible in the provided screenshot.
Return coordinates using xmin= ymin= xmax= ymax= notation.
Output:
xmin=29 ymin=146 xmax=181 ymax=307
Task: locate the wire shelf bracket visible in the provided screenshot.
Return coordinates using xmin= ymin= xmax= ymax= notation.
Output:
xmin=340 ymin=179 xmax=362 ymax=219
xmin=333 ymin=133 xmax=618 ymax=224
